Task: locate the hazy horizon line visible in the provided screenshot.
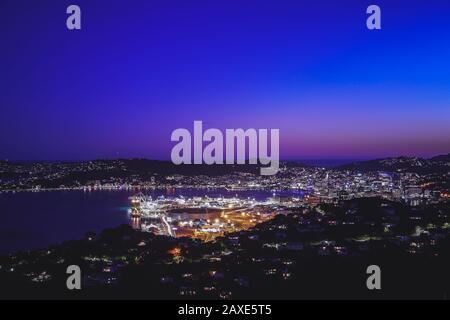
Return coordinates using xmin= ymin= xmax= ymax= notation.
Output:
xmin=3 ymin=152 xmax=448 ymax=165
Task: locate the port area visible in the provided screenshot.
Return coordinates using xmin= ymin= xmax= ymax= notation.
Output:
xmin=128 ymin=193 xmax=283 ymax=241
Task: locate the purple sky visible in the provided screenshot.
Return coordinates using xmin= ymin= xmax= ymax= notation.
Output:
xmin=0 ymin=0 xmax=449 ymax=161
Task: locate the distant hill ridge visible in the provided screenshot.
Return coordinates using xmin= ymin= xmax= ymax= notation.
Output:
xmin=1 ymin=154 xmax=449 ymax=175
xmin=337 ymin=153 xmax=450 ymax=174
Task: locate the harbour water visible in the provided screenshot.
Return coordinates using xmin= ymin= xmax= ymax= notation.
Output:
xmin=0 ymin=188 xmax=304 ymax=254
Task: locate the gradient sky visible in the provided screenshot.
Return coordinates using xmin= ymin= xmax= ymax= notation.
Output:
xmin=0 ymin=0 xmax=449 ymax=161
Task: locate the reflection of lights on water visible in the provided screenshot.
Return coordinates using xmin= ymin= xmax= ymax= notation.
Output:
xmin=131 ymin=217 xmax=141 ymax=230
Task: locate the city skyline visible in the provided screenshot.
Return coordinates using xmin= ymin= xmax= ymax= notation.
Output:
xmin=1 ymin=0 xmax=450 ymax=161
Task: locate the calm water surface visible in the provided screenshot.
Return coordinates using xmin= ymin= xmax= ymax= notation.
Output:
xmin=0 ymin=188 xmax=304 ymax=254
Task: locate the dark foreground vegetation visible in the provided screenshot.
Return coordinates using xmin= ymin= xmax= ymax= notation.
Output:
xmin=1 ymin=198 xmax=449 ymax=300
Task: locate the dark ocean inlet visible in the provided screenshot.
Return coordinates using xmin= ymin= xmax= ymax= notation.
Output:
xmin=0 ymin=188 xmax=303 ymax=254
